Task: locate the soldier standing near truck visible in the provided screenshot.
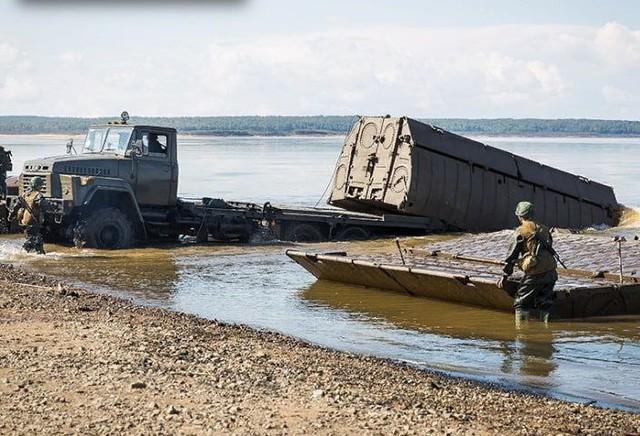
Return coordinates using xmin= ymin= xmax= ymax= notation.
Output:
xmin=0 ymin=146 xmax=12 ymax=197
xmin=0 ymin=146 xmax=13 ymax=233
xmin=8 ymin=176 xmax=49 ymax=254
xmin=498 ymin=201 xmax=558 ymax=326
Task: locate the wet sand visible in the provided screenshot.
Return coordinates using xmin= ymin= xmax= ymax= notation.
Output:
xmin=1 ymin=265 xmax=639 ymax=434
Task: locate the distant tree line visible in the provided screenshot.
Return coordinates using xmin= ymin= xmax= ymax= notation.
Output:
xmin=0 ymin=115 xmax=639 ymax=136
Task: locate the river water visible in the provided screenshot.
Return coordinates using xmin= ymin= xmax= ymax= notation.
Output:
xmin=0 ymin=134 xmax=639 ymax=412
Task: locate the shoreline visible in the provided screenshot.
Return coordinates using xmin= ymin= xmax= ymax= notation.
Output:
xmin=1 ymin=265 xmax=638 ymax=434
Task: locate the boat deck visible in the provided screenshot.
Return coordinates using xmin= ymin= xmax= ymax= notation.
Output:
xmin=427 ymin=230 xmax=640 ymax=275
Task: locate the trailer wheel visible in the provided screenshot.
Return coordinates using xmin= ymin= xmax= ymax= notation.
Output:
xmin=335 ymin=226 xmax=371 ymax=241
xmin=73 ymin=207 xmax=134 ymax=249
xmin=284 ymin=223 xmax=325 ymax=242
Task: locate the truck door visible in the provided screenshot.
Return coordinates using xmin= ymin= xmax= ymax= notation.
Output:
xmin=133 ymin=129 xmax=172 ymax=206
xmin=344 ymin=117 xmax=401 ymax=202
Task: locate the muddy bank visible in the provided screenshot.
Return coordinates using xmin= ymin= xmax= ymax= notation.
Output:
xmin=0 ymin=266 xmax=638 ymax=435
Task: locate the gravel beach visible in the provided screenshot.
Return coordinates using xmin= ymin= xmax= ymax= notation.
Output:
xmin=0 ymin=265 xmax=638 ymax=435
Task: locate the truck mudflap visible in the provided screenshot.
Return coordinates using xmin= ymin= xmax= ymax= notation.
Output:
xmin=328 ymin=116 xmax=620 ymax=231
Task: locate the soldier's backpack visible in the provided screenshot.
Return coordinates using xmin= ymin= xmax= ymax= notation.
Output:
xmin=517 ymin=222 xmax=557 ymax=274
xmin=18 ymin=192 xmax=43 ymax=227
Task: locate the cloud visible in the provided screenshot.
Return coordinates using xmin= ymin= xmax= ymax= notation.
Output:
xmin=1 ymin=22 xmax=639 ymax=118
xmin=595 ymin=22 xmax=640 ymax=69
xmin=195 ymin=27 xmax=572 ymax=115
xmin=0 ymin=43 xmax=20 ymax=65
xmin=0 ymin=42 xmax=39 ymax=102
xmin=0 ymin=75 xmax=39 ymax=101
xmin=59 ymin=51 xmax=83 ymax=66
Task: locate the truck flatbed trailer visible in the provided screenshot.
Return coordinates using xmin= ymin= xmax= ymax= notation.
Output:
xmin=153 ymin=198 xmax=444 ymax=243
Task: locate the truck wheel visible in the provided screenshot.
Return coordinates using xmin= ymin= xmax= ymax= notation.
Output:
xmin=335 ymin=226 xmax=371 ymax=241
xmin=74 ymin=207 xmax=134 ymax=249
xmin=0 ymin=216 xmax=8 ymax=234
xmin=284 ymin=223 xmax=325 ymax=242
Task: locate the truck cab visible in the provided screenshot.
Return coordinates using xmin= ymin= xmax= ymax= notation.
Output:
xmin=75 ymin=122 xmax=179 ymax=206
xmin=13 ymin=114 xmax=180 ymax=248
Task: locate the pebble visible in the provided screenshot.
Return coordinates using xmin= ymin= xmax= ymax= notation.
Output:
xmin=312 ymin=389 xmax=325 ymax=399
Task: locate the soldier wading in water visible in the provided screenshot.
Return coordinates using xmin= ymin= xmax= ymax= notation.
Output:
xmin=498 ymin=201 xmax=558 ymax=326
xmin=9 ymin=176 xmax=49 ymax=254
xmin=0 ymin=145 xmax=13 ymax=232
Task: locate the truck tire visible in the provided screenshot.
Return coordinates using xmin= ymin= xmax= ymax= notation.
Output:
xmin=73 ymin=207 xmax=135 ymax=249
xmin=335 ymin=226 xmax=371 ymax=241
xmin=284 ymin=223 xmax=325 ymax=242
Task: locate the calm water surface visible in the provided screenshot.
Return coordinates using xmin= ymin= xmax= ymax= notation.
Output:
xmin=1 ymin=134 xmax=639 ymax=411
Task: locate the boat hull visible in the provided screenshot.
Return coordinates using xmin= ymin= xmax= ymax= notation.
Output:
xmin=286 ymin=250 xmax=640 ymax=320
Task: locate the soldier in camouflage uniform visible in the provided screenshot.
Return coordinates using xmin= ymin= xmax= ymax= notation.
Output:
xmin=499 ymin=201 xmax=558 ymax=325
xmin=9 ymin=176 xmax=49 ymax=254
xmin=0 ymin=146 xmax=11 ymax=198
xmin=0 ymin=146 xmax=12 ymax=233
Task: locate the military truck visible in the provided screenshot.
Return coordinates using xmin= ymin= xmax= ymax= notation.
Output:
xmin=7 ymin=113 xmax=442 ymax=248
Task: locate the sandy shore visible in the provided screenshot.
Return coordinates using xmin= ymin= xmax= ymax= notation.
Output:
xmin=0 ymin=265 xmax=638 ymax=435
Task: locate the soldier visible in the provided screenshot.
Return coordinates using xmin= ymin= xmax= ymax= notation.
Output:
xmin=0 ymin=146 xmax=13 ymax=233
xmin=0 ymin=145 xmax=12 ymax=198
xmin=498 ymin=201 xmax=558 ymax=325
xmin=9 ymin=176 xmax=49 ymax=254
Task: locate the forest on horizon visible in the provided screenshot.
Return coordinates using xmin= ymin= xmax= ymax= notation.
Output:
xmin=1 ymin=115 xmax=639 ymax=137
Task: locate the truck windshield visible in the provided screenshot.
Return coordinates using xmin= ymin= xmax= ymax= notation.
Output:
xmin=83 ymin=127 xmax=133 ymax=154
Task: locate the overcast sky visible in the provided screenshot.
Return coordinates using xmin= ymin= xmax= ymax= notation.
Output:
xmin=0 ymin=0 xmax=639 ymax=118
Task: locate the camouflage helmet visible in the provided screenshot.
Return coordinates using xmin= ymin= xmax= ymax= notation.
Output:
xmin=29 ymin=176 xmax=44 ymax=190
xmin=515 ymin=201 xmax=534 ymax=219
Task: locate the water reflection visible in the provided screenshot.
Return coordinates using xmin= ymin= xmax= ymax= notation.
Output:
xmin=504 ymin=328 xmax=557 ymax=379
xmin=300 ymin=278 xmax=640 ymax=409
xmin=301 ymin=279 xmax=640 ymax=342
xmin=302 ymin=280 xmax=515 ymax=339
xmin=304 ymin=280 xmax=560 ymax=380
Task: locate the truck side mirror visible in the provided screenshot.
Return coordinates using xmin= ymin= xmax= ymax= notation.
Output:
xmin=66 ymin=139 xmax=76 ymax=155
